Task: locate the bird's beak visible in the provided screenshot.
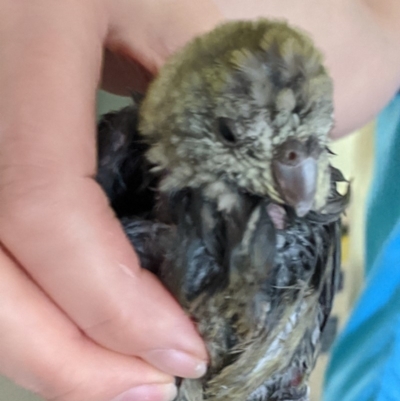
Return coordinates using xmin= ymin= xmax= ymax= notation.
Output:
xmin=272 ymin=139 xmax=318 ymax=217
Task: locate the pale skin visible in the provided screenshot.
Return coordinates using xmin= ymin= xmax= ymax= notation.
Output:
xmin=0 ymin=1 xmax=399 ymax=401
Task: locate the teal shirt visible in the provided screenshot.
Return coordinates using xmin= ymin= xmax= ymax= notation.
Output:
xmin=323 ymin=94 xmax=400 ymax=400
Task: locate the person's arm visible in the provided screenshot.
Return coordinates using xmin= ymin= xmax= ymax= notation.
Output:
xmin=214 ymin=0 xmax=400 ymax=138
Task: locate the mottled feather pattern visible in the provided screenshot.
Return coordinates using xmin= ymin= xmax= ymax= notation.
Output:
xmin=96 ymin=19 xmax=350 ymax=401
xmin=139 ymin=20 xmax=333 ymax=209
xmin=97 ymin=103 xmax=347 ymax=401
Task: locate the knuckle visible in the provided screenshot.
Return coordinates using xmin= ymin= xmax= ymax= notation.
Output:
xmin=82 ymin=302 xmax=134 ymax=348
xmin=0 ymin=165 xmax=61 ymax=225
xmin=29 ymin=356 xmax=85 ymax=401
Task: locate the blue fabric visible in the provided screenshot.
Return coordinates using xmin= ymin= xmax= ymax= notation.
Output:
xmin=366 ymin=95 xmax=400 ymax=274
xmin=323 ymin=94 xmax=400 ymax=401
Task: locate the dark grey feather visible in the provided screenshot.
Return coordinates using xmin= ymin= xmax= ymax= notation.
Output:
xmin=96 ymin=100 xmax=158 ymax=218
xmin=96 ymin=102 xmax=349 ymax=401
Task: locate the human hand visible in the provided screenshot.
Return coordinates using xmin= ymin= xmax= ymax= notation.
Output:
xmin=0 ymin=1 xmax=222 ymax=400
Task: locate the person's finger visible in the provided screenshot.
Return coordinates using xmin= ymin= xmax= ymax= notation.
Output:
xmin=0 ymin=247 xmax=176 ymax=401
xmin=0 ymin=175 xmax=208 ymax=378
xmin=106 ymin=0 xmax=223 ymax=72
xmin=0 ymin=0 xmax=207 ymax=379
xmin=102 ymin=0 xmax=223 ymax=95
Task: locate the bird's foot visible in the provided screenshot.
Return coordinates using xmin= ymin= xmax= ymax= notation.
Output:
xmin=266 ymin=203 xmax=287 ymax=230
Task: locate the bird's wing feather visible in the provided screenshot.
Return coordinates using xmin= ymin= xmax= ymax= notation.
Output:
xmin=96 ymin=101 xmax=158 ymax=218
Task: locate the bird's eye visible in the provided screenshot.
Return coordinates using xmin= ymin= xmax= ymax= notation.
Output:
xmin=217 ymin=118 xmax=237 ymax=145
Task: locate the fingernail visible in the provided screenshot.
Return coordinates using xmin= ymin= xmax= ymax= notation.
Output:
xmin=145 ymin=349 xmax=207 ymax=378
xmin=111 ymin=383 xmax=177 ymax=401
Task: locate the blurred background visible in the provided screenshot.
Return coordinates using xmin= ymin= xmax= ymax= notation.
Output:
xmin=0 ymin=92 xmax=376 ymax=401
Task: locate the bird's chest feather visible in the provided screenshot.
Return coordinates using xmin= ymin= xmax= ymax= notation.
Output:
xmin=160 ymin=183 xmax=337 ymax=401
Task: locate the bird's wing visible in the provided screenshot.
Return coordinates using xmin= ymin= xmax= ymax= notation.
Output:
xmin=96 ymin=100 xmax=171 ymax=274
xmin=122 ymin=217 xmax=173 ymax=275
xmin=96 ymin=100 xmax=158 ymax=218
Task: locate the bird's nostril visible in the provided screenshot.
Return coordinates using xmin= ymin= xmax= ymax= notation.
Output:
xmin=287 ymin=151 xmax=298 ymax=162
xmin=275 ymin=139 xmax=307 ymax=166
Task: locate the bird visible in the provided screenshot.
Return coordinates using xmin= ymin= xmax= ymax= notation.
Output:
xmin=96 ymin=19 xmax=350 ymax=401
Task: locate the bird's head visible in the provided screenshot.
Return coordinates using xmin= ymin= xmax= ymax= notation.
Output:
xmin=140 ymin=20 xmax=334 ymax=216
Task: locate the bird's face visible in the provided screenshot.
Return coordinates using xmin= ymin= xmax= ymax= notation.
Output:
xmin=140 ymin=20 xmax=334 ymax=216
